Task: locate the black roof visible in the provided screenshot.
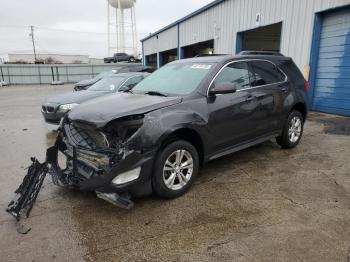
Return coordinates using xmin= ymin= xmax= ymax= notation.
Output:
xmin=171 ymin=53 xmax=291 ymax=64
xmin=238 ymin=51 xmax=284 ymax=56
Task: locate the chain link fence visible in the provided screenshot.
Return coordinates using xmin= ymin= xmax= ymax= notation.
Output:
xmin=0 ymin=63 xmax=140 ymax=85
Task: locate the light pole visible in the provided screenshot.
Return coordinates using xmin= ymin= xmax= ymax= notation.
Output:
xmin=29 ymin=25 xmax=37 ymax=63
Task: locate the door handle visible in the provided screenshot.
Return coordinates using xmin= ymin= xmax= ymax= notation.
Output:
xmin=246 ymin=95 xmax=255 ymax=102
xmin=281 ymin=87 xmax=289 ymax=93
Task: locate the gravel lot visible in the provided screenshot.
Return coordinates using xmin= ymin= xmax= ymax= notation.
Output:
xmin=0 ymin=85 xmax=350 ymax=262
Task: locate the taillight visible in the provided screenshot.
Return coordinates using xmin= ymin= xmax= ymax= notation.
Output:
xmin=304 ymin=81 xmax=310 ymax=92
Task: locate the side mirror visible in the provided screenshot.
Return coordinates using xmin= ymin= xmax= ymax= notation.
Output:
xmin=119 ymin=83 xmax=136 ymax=92
xmin=119 ymin=85 xmax=130 ymax=92
xmin=209 ymin=82 xmax=237 ymax=96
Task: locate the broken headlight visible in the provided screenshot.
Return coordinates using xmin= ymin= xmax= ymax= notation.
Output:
xmin=103 ymin=114 xmax=144 ymax=149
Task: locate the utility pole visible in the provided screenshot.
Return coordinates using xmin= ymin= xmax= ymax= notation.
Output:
xmin=29 ymin=25 xmax=37 ymax=63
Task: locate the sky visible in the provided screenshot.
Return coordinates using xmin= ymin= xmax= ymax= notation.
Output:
xmin=0 ymin=0 xmax=213 ymax=58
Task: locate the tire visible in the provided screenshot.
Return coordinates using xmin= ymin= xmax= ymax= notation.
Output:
xmin=152 ymin=140 xmax=199 ymax=198
xmin=276 ymin=110 xmax=304 ymax=149
xmin=129 ymin=57 xmax=136 ymax=62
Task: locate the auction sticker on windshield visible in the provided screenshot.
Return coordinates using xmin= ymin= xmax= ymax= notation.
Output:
xmin=191 ymin=64 xmax=212 ymax=70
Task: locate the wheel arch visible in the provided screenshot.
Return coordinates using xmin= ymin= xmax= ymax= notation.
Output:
xmin=290 ymin=102 xmax=307 ymax=122
xmin=157 ymin=127 xmax=205 ymax=166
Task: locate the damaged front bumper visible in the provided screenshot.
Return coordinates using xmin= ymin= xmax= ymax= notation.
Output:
xmin=47 ymin=119 xmax=156 ymax=201
xmin=47 ymin=118 xmax=156 ymax=208
xmin=7 ymin=117 xmax=156 ymax=221
xmin=46 ymin=115 xmax=154 ymax=200
xmin=47 ymin=140 xmax=154 ymax=196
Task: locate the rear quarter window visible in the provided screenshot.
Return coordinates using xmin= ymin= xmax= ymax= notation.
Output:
xmin=249 ymin=60 xmax=286 ymax=87
xmin=278 ymin=60 xmax=306 ymax=84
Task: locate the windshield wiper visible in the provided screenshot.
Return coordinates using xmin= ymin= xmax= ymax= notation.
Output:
xmin=144 ymin=91 xmax=168 ymax=97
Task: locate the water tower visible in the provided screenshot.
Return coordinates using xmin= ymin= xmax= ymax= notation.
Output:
xmin=107 ymin=0 xmax=137 ymax=55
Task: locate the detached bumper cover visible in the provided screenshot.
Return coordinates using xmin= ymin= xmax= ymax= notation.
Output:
xmin=6 ymin=158 xmax=48 ymax=221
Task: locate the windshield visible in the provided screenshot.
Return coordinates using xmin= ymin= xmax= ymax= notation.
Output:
xmin=132 ymin=62 xmax=214 ymax=96
xmin=88 ymin=76 xmax=125 ymax=91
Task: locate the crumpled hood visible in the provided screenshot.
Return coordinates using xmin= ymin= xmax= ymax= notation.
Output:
xmin=68 ymin=92 xmax=183 ymax=128
xmin=47 ymin=90 xmax=110 ymax=105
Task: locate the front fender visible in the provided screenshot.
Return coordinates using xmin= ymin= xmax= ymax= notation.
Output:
xmin=133 ymin=107 xmax=208 ymax=153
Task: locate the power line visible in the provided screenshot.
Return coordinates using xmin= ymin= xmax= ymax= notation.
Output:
xmin=0 ymin=25 xmax=110 ymax=35
xmin=0 ymin=25 xmax=28 ymax=29
xmin=37 ymin=26 xmax=109 ymax=35
xmin=0 ymin=24 xmax=149 ymax=55
xmin=0 ymin=25 xmax=149 ymax=36
xmin=37 ymin=26 xmax=149 ymax=36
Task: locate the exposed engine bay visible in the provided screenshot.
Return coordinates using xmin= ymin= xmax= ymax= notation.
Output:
xmin=51 ymin=114 xmax=145 ymax=187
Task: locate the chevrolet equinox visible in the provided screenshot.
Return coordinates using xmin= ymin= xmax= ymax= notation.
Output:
xmin=46 ymin=52 xmax=309 ymax=208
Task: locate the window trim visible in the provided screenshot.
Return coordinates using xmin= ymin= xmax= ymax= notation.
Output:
xmin=248 ymin=60 xmax=287 ymax=89
xmin=207 ymin=59 xmax=288 ymax=96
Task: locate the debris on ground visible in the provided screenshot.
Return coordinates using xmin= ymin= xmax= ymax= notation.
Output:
xmin=6 ymin=158 xmax=49 ymax=233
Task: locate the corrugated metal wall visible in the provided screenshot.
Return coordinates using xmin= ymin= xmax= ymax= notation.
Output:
xmin=143 ymin=26 xmax=178 ymax=55
xmin=143 ymin=0 xmax=350 ymax=70
xmin=0 ymin=64 xmax=129 ymax=85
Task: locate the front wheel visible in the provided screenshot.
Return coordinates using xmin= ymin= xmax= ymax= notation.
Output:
xmin=152 ymin=140 xmax=199 ymax=198
xmin=276 ymin=110 xmax=304 ymax=148
xmin=129 ymin=57 xmax=136 ymax=62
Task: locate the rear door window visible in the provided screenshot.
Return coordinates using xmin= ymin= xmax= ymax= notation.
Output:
xmin=249 ymin=61 xmax=286 ymax=87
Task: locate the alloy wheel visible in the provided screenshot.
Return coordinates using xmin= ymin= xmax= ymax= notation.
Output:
xmin=288 ymin=116 xmax=302 ymax=143
xmin=162 ymin=149 xmax=194 ymax=191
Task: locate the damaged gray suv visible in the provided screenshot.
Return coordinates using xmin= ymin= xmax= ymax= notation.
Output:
xmin=46 ymin=53 xmax=309 ymax=208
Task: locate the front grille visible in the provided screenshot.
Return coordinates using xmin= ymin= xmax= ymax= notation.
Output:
xmin=42 ymin=105 xmax=56 ymax=113
xmin=46 ymin=106 xmax=55 ymax=113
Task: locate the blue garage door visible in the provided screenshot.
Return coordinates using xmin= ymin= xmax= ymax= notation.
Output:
xmin=313 ymin=8 xmax=350 ymax=116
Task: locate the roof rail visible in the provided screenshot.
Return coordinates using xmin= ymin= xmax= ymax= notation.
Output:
xmin=239 ymin=51 xmax=284 ymax=56
xmin=195 ymin=54 xmax=230 ymax=57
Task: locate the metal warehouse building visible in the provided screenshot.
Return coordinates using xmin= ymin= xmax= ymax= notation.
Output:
xmin=141 ymin=0 xmax=350 ymax=116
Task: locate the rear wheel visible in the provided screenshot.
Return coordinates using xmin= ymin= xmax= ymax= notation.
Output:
xmin=152 ymin=140 xmax=199 ymax=198
xmin=276 ymin=110 xmax=304 ymax=148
